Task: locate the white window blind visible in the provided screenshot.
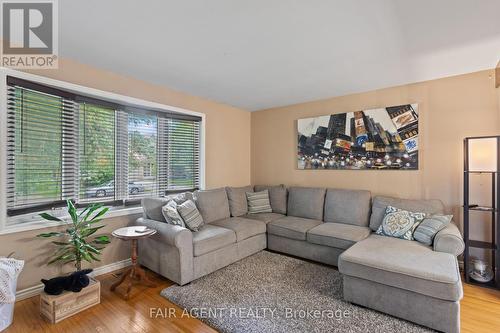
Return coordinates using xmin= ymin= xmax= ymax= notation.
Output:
xmin=5 ymin=77 xmax=201 ymax=218
xmin=78 ymin=102 xmax=115 ymax=203
xmin=128 ymin=112 xmax=158 ymax=199
xmin=6 ymin=84 xmax=78 ymax=214
xmin=158 ymin=116 xmax=200 ymax=194
xmin=167 ymin=117 xmax=201 ymax=190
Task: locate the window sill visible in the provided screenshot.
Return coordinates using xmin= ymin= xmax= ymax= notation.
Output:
xmin=0 ymin=206 xmax=143 ymax=235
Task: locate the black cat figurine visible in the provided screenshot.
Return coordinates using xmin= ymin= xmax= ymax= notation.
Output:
xmin=41 ymin=269 xmax=93 ymax=295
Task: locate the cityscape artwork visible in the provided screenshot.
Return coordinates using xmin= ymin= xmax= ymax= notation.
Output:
xmin=297 ymin=104 xmax=418 ymax=170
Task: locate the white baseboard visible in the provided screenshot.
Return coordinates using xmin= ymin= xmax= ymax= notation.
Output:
xmin=89 ymin=258 xmax=132 ymax=277
xmin=15 ymin=258 xmax=132 ymax=301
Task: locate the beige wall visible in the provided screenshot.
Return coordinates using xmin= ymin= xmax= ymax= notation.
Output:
xmin=1 ymin=58 xmax=251 ymax=290
xmin=251 ymin=69 xmax=500 ymax=230
xmin=5 ymin=214 xmax=139 ymax=290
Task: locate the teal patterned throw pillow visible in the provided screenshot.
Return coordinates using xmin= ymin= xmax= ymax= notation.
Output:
xmin=375 ymin=206 xmax=426 ymax=241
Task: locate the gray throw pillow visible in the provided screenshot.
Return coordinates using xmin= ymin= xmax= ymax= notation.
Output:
xmin=375 ymin=205 xmax=426 ymax=241
xmin=246 ymin=190 xmax=272 ymax=214
xmin=161 ymin=200 xmax=185 ymax=227
xmin=177 ymin=200 xmax=204 ymax=232
xmin=226 ymin=186 xmax=253 ymax=217
xmin=414 ymin=214 xmax=452 ymax=246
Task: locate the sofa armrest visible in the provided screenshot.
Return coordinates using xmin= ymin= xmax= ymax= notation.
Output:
xmin=135 ymin=217 xmax=194 ymax=285
xmin=135 ymin=217 xmax=192 ymax=248
xmin=433 ymin=222 xmax=464 ymax=257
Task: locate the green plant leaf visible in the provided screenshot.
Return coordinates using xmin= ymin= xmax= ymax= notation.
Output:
xmin=39 ymin=213 xmax=63 ymax=222
xmin=80 ymin=225 xmax=105 ymax=237
xmin=37 ymin=232 xmax=63 ymax=238
xmin=93 ymin=235 xmax=110 ymax=244
xmin=52 ymin=241 xmax=69 ymax=246
xmin=85 ymin=243 xmax=101 ymax=254
xmin=83 ymin=203 xmax=102 ymax=222
xmin=82 ymin=252 xmax=93 ymax=263
xmin=67 ymin=200 xmax=78 ymax=224
xmin=87 ymin=219 xmax=103 ymax=225
xmin=53 ymin=247 xmax=72 ymax=257
xmin=78 ymin=206 xmax=90 ymax=218
xmin=88 ymin=253 xmax=101 ymax=261
xmin=90 ymin=207 xmax=109 ymax=222
xmin=62 ymin=258 xmax=78 ymax=265
xmin=47 ymin=252 xmax=74 ymax=265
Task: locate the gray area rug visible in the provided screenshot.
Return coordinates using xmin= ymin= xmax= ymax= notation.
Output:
xmin=161 ymin=251 xmax=433 ymax=333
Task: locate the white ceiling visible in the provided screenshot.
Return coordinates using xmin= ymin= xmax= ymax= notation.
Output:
xmin=59 ymin=0 xmax=500 ymax=111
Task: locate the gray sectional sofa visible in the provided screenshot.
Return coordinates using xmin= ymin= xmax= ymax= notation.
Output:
xmin=136 ymin=185 xmax=465 ymax=333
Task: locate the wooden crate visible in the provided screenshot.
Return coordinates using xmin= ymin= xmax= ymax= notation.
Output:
xmin=40 ymin=277 xmax=100 ymax=323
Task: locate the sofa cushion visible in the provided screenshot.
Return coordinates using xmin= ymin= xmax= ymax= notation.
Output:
xmin=225 ymin=186 xmax=253 ymax=217
xmin=210 ymin=217 xmax=266 ymax=242
xmin=142 ymin=192 xmax=194 ymax=222
xmin=143 ymin=197 xmax=170 ymax=222
xmin=369 ymin=196 xmax=444 ymax=231
xmin=192 ymin=224 xmax=236 ymax=256
xmin=307 ymin=223 xmax=371 ymax=250
xmin=324 ymin=189 xmax=371 ymax=226
xmin=338 ymin=234 xmax=462 ymax=302
xmin=287 ymin=187 xmax=326 ymax=220
xmin=267 ymin=216 xmax=322 ymax=241
xmin=254 ymin=184 xmax=288 ymax=214
xmin=242 ymin=212 xmax=285 ymax=224
xmin=194 ymin=188 xmax=231 ymax=224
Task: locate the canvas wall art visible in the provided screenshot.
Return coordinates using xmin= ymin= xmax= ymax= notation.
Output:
xmin=297 ymin=104 xmax=418 ymax=170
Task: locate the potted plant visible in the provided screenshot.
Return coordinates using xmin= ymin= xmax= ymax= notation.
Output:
xmin=36 ymin=200 xmax=111 ymax=323
xmin=37 ymin=200 xmax=111 ymax=272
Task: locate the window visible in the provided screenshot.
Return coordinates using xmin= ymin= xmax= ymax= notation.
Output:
xmin=5 ymin=76 xmax=202 ymax=220
xmin=128 ymin=113 xmax=157 ymax=199
xmin=168 ymin=118 xmax=201 ymax=189
xmin=78 ymin=102 xmax=115 ymax=202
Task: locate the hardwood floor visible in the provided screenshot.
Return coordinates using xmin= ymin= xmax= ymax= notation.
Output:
xmin=461 ymin=283 xmax=500 ymax=333
xmin=6 ymin=269 xmax=216 ymax=333
xmin=5 ymin=268 xmax=500 ymax=333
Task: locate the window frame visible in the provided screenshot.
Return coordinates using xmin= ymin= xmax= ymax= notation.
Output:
xmin=0 ymin=68 xmax=205 ymax=234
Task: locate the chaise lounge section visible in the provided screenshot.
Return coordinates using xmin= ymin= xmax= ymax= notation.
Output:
xmin=338 ymin=196 xmax=464 ymax=333
xmin=135 ymin=185 xmax=465 ymax=333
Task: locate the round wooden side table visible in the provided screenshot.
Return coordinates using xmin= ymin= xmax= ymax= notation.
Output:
xmin=110 ymin=226 xmax=157 ymax=299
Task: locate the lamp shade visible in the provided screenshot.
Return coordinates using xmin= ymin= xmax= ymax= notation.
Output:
xmin=468 ymin=137 xmax=498 ymax=172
